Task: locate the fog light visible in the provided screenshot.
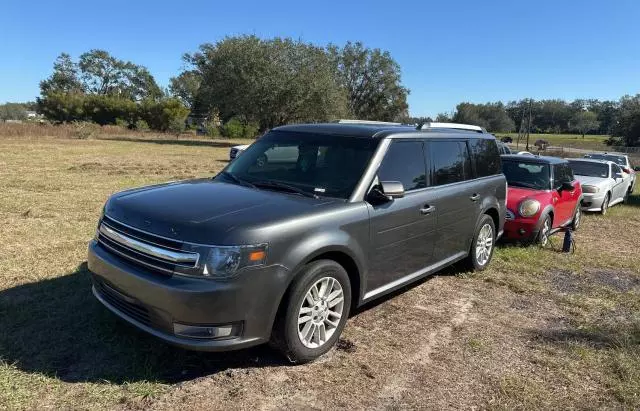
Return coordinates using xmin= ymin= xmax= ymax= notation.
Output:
xmin=173 ymin=323 xmax=240 ymax=339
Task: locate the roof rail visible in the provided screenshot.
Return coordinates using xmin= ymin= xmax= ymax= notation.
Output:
xmin=336 ymin=119 xmax=405 ymax=126
xmin=418 ymin=122 xmax=486 ymax=133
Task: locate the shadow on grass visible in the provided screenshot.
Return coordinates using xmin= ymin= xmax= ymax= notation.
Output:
xmin=532 ymin=321 xmax=640 ymax=350
xmin=97 ymin=136 xmax=241 ymax=149
xmin=0 ymin=263 xmax=283 ymax=384
xmin=625 ymin=193 xmax=640 ymax=208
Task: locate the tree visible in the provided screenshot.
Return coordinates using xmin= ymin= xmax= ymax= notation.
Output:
xmin=169 ymin=70 xmax=202 ymax=109
xmin=77 ymin=49 xmax=163 ymax=101
xmin=189 ymin=36 xmax=349 ymax=130
xmin=0 ymin=103 xmax=28 ymax=120
xmin=330 ymin=41 xmax=409 ymax=122
xmin=39 ymin=53 xmax=84 ymax=95
xmin=571 ymin=111 xmax=600 ymax=138
xmin=435 ymin=112 xmax=452 ymax=122
xmin=452 ymin=102 xmax=515 ymax=132
xmin=611 ymin=94 xmax=640 ymax=146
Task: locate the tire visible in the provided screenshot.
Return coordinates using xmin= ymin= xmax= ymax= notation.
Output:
xmin=271 ymin=260 xmax=352 ymax=364
xmin=600 ymin=193 xmax=610 ymax=215
xmin=462 ymin=214 xmax=496 ymax=271
xmin=570 ymin=206 xmax=581 ymax=231
xmin=537 ymin=214 xmax=552 ymax=247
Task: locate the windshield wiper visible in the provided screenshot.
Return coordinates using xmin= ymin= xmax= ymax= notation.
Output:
xmin=251 ymin=179 xmax=319 ymax=199
xmin=219 ymin=171 xmax=256 ymax=188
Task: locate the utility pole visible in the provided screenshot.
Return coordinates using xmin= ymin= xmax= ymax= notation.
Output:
xmin=525 ymin=99 xmax=533 ymax=152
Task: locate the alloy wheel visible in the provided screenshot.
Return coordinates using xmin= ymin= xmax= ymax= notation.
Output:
xmin=540 ymin=218 xmax=551 ymax=247
xmin=602 ymin=195 xmax=609 ymax=215
xmin=573 ymin=208 xmax=581 ymax=229
xmin=297 ymin=277 xmax=344 ymax=349
xmin=475 ymin=223 xmax=493 ymax=266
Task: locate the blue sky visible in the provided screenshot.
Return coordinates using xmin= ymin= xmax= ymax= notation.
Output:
xmin=2 ymin=0 xmax=639 ymax=117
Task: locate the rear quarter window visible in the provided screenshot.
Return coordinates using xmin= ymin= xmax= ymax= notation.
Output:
xmin=469 ymin=139 xmax=501 ymax=177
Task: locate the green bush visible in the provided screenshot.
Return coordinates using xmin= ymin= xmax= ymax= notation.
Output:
xmin=221 ymin=118 xmax=245 ymax=138
xmin=243 ymin=122 xmax=259 ymax=138
xmin=205 ymin=124 xmax=221 ymax=138
xmin=135 ymin=119 xmax=150 ymax=130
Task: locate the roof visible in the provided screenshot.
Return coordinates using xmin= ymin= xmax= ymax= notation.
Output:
xmin=501 ymin=154 xmax=568 ymax=165
xmin=272 ymin=123 xmax=494 ymax=140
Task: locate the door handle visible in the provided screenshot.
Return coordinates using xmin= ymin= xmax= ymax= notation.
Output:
xmin=469 ymin=193 xmax=480 ymax=201
xmin=420 ymin=205 xmax=436 ymax=215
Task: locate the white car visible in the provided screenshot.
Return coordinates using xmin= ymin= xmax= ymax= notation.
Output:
xmin=229 ymin=144 xmax=250 ymax=161
xmin=584 ymin=153 xmax=636 ymax=194
xmin=567 ymin=158 xmax=630 ymax=214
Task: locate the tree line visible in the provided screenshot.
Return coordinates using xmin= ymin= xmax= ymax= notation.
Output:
xmin=444 ymin=98 xmax=640 ymax=146
xmin=34 ymin=36 xmax=409 ymax=135
xmin=10 ymin=34 xmax=640 ymax=146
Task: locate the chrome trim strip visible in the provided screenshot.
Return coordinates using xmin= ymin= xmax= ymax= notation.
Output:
xmin=349 ymin=137 xmax=391 ymax=202
xmin=99 ymin=224 xmax=199 ymax=265
xmin=363 ymin=252 xmax=467 ymax=301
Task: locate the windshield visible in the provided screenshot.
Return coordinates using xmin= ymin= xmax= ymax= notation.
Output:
xmin=568 ymin=160 xmax=609 ymax=178
xmin=502 ymin=160 xmax=551 ymax=190
xmin=219 ymin=130 xmax=379 ymax=199
xmin=585 ymin=153 xmax=626 ymax=166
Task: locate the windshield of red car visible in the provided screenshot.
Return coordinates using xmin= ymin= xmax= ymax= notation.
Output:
xmin=502 ymin=159 xmax=551 ymax=190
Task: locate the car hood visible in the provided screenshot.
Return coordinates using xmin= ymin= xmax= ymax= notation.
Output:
xmin=573 ymin=175 xmax=609 ymax=187
xmin=104 ymin=179 xmax=338 ymax=244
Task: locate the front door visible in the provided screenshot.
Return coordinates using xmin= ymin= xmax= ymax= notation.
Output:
xmin=552 ymin=164 xmax=576 ymax=225
xmin=366 ymin=140 xmax=437 ymax=295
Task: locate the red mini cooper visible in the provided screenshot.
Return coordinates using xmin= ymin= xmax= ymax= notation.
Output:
xmin=501 ymin=155 xmax=583 ymax=245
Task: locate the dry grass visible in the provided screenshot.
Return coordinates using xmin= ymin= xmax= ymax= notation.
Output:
xmin=1 ymin=134 xmax=639 ymax=409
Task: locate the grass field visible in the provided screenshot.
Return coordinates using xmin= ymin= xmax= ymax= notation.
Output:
xmin=497 ymin=133 xmax=611 ymax=151
xmin=1 ymin=135 xmax=639 ymax=409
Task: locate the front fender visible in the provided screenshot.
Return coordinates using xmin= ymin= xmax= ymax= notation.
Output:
xmin=278 ymin=230 xmax=368 ymax=303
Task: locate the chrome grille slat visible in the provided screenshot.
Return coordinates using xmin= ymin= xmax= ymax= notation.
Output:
xmin=98 ymin=223 xmax=199 ymax=267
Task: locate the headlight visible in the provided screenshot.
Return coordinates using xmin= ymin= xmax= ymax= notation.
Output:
xmin=192 ymin=244 xmax=268 ymax=279
xmin=582 ymin=185 xmax=600 ymax=194
xmin=518 ymin=199 xmax=541 ymax=217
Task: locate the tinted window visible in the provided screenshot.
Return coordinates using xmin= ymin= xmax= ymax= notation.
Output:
xmin=611 ymin=163 xmax=622 ymax=176
xmin=553 ymin=164 xmax=573 ymax=188
xmin=469 ymin=139 xmax=501 ymax=177
xmin=502 ymin=160 xmax=551 ymax=190
xmin=568 ymin=160 xmax=609 ymax=178
xmin=223 ymin=131 xmax=379 ymax=199
xmin=378 ymin=141 xmax=426 ymax=191
xmin=585 ymin=153 xmax=627 ymax=166
xmin=430 ymin=141 xmax=472 ymax=185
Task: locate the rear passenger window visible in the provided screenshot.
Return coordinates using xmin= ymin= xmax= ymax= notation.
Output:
xmin=469 ymin=139 xmax=501 ymax=177
xmin=377 ymin=141 xmax=427 ymax=191
xmin=429 ymin=141 xmax=472 ymax=186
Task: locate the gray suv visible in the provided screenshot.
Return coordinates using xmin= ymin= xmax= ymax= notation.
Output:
xmin=88 ymin=123 xmax=506 ymax=362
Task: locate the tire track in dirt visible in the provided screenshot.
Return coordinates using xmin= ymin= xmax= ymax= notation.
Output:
xmin=376 ymin=298 xmax=475 ymax=406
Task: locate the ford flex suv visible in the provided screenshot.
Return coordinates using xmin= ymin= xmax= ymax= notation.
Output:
xmin=88 ymin=123 xmax=506 ymax=363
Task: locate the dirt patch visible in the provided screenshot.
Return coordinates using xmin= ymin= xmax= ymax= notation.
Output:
xmin=588 ymin=269 xmax=640 ymax=292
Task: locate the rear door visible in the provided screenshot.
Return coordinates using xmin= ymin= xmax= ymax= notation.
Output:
xmin=366 ymin=140 xmax=438 ymax=294
xmin=426 ymin=139 xmax=481 ymax=261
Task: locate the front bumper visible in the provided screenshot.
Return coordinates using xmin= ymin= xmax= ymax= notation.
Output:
xmin=88 ymin=240 xmax=289 ymax=351
xmin=502 ymin=215 xmax=542 ymax=241
xmin=580 ymin=192 xmax=606 ymax=212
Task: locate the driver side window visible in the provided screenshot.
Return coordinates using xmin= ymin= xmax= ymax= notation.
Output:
xmin=377 ymin=141 xmax=427 ymax=192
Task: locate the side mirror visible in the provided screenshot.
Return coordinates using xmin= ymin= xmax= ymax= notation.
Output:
xmin=380 ymin=181 xmax=405 ymax=199
xmin=560 ymin=182 xmax=574 ymax=191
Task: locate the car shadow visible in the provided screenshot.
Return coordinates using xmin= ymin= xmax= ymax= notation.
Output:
xmin=0 ymin=262 xmax=285 ymax=384
xmin=97 ymin=136 xmax=243 ymax=149
xmin=625 ymin=192 xmax=640 ymax=208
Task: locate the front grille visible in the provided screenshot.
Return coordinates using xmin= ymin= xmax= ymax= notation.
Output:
xmin=94 ymin=278 xmax=151 ymax=326
xmin=97 ymin=216 xmax=199 ymax=276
